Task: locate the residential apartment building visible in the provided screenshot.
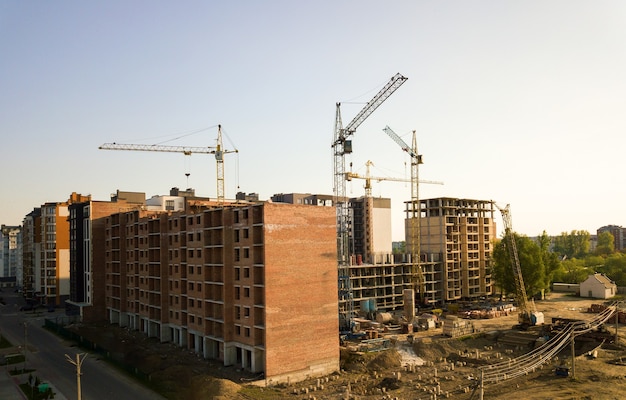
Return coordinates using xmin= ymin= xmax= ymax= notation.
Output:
xmin=597 ymin=225 xmax=625 ymax=252
xmin=22 ymin=209 xmax=41 ymax=296
xmin=415 ymin=197 xmax=496 ymax=303
xmin=0 ymin=225 xmax=22 ymax=287
xmin=104 ymin=201 xmax=339 ymax=384
xmin=21 ymin=193 xmax=91 ymax=306
xmin=67 ymin=191 xmax=147 ymax=322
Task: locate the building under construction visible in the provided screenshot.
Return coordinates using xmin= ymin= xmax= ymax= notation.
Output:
xmin=102 ymin=196 xmax=339 ymax=384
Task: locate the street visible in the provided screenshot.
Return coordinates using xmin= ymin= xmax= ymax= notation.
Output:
xmin=0 ymin=290 xmax=166 ymax=400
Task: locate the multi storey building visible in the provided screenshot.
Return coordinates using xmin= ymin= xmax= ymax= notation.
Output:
xmin=597 ymin=225 xmax=625 ymax=252
xmin=415 ymin=197 xmax=496 ymax=302
xmin=21 ymin=193 xmax=91 ymax=306
xmin=0 ymin=225 xmax=22 ymax=287
xmin=104 ymin=200 xmax=339 ymax=384
xmin=22 ymin=209 xmax=41 ymax=296
xmin=67 ymin=191 xmax=147 ymax=322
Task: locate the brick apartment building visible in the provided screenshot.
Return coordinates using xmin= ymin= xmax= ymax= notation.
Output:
xmin=104 ymin=200 xmax=339 ymax=384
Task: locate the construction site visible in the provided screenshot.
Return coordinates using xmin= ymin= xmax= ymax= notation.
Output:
xmin=51 ymin=72 xmax=626 ymax=399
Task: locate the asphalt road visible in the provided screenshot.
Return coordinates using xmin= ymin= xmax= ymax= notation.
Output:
xmin=0 ymin=290 xmax=166 ymax=400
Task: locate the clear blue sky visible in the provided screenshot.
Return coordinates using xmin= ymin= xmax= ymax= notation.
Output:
xmin=1 ymin=1 xmax=625 ymax=240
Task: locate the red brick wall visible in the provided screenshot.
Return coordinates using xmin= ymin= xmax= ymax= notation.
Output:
xmin=262 ymin=202 xmax=339 ymax=378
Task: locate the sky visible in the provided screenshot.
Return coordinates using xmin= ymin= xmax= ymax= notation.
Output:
xmin=1 ymin=1 xmax=625 ymax=241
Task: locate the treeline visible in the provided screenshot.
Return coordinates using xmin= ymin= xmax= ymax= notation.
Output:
xmin=492 ymin=230 xmax=626 ymax=297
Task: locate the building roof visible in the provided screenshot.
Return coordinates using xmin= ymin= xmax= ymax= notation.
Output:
xmin=585 ymin=273 xmax=616 ymax=288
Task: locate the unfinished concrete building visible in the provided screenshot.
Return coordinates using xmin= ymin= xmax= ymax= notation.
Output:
xmin=412 ymin=197 xmax=496 ymax=303
xmin=104 ymin=200 xmax=339 ymax=384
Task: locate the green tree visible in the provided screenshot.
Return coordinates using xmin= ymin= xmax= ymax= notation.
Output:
xmin=552 ymin=230 xmax=591 ymax=258
xmin=595 ymin=231 xmax=615 ymax=256
xmin=553 ymin=258 xmax=590 ymax=283
xmin=493 ymin=232 xmax=551 ymax=299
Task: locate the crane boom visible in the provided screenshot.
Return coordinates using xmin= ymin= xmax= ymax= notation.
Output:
xmin=99 ymin=143 xmax=215 ymax=154
xmin=99 ymin=125 xmax=237 ymax=204
xmin=343 ymin=73 xmax=408 ymax=134
xmin=345 ymin=160 xmax=442 ymax=197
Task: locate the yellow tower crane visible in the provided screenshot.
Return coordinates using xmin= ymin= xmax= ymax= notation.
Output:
xmin=345 ymin=160 xmax=442 ymax=197
xmin=382 ymin=126 xmax=426 ymax=303
xmin=99 ymin=125 xmax=237 ymax=204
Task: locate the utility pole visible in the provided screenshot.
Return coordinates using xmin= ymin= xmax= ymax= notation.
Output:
xmin=65 ymin=353 xmax=87 ymax=400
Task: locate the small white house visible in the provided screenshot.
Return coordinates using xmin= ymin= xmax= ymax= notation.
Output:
xmin=579 ymin=273 xmax=617 ymax=299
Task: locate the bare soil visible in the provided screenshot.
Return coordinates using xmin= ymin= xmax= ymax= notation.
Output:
xmin=67 ymin=293 xmax=626 ymax=399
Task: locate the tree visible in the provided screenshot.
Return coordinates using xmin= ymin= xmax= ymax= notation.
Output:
xmin=552 ymin=230 xmax=591 ymax=258
xmin=595 ymin=231 xmax=615 ymax=256
xmin=493 ymin=232 xmax=553 ymax=299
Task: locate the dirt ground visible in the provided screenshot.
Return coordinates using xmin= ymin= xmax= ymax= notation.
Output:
xmin=67 ymin=293 xmax=626 ymax=400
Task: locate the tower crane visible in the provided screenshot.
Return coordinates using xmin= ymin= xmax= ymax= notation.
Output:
xmin=345 ymin=160 xmax=443 ymax=197
xmin=496 ymin=204 xmax=544 ymax=328
xmin=382 ymin=126 xmax=426 ymax=303
xmin=332 ymin=73 xmax=407 ymax=329
xmin=332 ymin=73 xmax=408 ymax=330
xmin=99 ymin=125 xmax=237 ymax=204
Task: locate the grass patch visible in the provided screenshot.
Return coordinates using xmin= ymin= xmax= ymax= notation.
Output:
xmin=19 ymin=382 xmax=55 ymax=399
xmin=239 ymin=385 xmax=285 ymax=399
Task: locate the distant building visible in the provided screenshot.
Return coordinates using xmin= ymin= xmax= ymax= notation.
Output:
xmin=597 ymin=225 xmax=625 ymax=252
xmin=22 ymin=209 xmax=41 ymax=297
xmin=235 ymin=192 xmax=260 ymax=202
xmin=580 ymin=273 xmax=617 ymax=299
xmin=0 ymin=225 xmax=22 ymax=287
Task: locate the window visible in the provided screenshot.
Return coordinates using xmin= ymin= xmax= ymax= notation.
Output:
xmin=234 ymin=230 xmax=240 ymax=242
xmin=190 ymin=265 xmax=194 ymax=274
xmin=235 ymin=248 xmax=240 ymax=262
xmin=243 ymin=248 xmax=250 ymax=258
xmin=244 ymin=327 xmax=250 ymax=337
xmin=235 ymin=325 xmax=241 ymax=335
xmin=235 ymin=286 xmax=240 ymax=300
xmin=244 ymin=307 xmax=250 ymax=318
xmin=243 ymin=228 xmax=249 ymax=239
xmin=244 ymin=287 xmax=250 ymax=298
xmin=235 ymin=268 xmax=240 ymax=281
xmin=244 ymin=268 xmax=250 ymax=278
xmin=235 ymin=306 xmax=241 ymax=320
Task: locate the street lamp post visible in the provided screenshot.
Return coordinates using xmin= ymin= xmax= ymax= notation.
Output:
xmin=23 ymin=322 xmax=27 ymax=371
xmin=65 ymin=353 xmax=87 ymax=400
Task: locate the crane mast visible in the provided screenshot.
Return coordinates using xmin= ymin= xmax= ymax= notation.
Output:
xmin=383 ymin=126 xmax=425 ymax=302
xmin=99 ymin=125 xmax=237 ymax=204
xmin=332 ymin=73 xmax=407 ymax=330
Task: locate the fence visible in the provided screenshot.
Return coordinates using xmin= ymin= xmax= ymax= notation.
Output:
xmin=43 ymin=318 xmax=152 ymax=383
